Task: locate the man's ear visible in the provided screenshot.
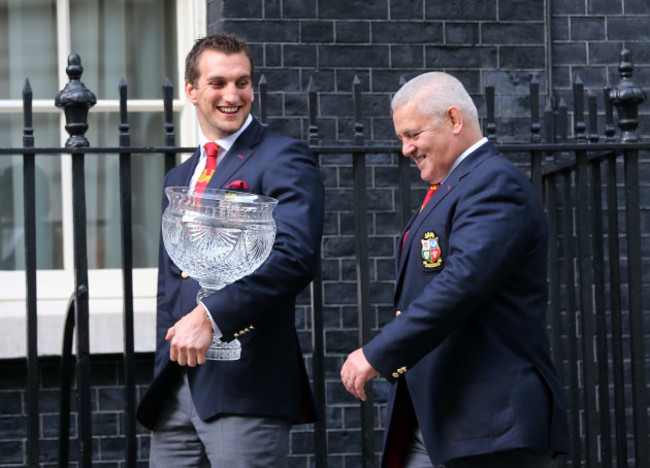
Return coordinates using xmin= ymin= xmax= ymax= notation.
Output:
xmin=447 ymin=106 xmax=463 ymax=135
xmin=185 ymin=80 xmax=197 ymax=105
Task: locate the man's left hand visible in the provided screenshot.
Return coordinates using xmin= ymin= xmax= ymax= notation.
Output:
xmin=340 ymin=348 xmax=379 ymax=401
xmin=166 ymin=303 xmax=213 ymax=367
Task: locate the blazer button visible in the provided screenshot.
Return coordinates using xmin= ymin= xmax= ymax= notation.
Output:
xmin=234 ymin=333 xmax=240 ymax=338
xmin=181 ymin=271 xmax=189 ymax=279
xmin=395 ymin=310 xmax=401 ymax=317
xmin=392 ymin=372 xmax=400 ymax=379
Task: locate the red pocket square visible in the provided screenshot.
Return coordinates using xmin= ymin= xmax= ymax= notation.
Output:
xmin=225 ymin=180 xmax=249 ymax=190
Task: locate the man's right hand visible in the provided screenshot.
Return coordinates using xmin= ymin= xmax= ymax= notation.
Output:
xmin=166 ymin=303 xmax=214 ymax=366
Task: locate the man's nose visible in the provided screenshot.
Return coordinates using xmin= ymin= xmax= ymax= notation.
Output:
xmin=402 ymin=139 xmax=415 ymax=157
xmin=222 ymin=83 xmax=239 ymax=102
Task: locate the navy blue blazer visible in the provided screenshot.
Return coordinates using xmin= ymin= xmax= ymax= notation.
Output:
xmin=137 ymin=118 xmax=324 ymax=429
xmin=363 ymin=141 xmax=569 ymax=465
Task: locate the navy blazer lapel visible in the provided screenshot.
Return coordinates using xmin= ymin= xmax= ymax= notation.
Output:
xmin=207 ymin=118 xmax=264 ymax=189
xmin=394 ymin=141 xmax=499 ymax=297
xmin=172 ymin=148 xmax=201 ymax=186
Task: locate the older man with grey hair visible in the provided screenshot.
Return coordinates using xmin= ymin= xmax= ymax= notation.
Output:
xmin=341 ymin=72 xmax=569 ymax=467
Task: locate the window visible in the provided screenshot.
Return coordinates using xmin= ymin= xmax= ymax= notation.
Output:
xmin=0 ymin=0 xmax=205 ymax=357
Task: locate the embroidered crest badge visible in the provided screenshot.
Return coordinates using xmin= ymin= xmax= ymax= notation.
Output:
xmin=421 ymin=231 xmax=442 ymax=268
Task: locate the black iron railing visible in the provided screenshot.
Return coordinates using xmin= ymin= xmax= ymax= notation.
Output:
xmin=1 ymin=49 xmax=648 ymax=467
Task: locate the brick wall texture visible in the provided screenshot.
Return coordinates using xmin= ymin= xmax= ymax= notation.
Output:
xmin=2 ymin=0 xmax=650 ymax=466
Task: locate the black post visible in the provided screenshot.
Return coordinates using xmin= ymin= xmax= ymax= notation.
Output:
xmin=397 ymin=76 xmax=412 ymax=227
xmin=54 ymin=53 xmax=96 ymax=468
xmin=588 ymin=93 xmax=599 ymax=142
xmin=561 ymin=172 xmax=581 ymax=467
xmin=22 ymin=78 xmax=40 ymax=468
xmin=603 ymin=87 xmax=616 ymax=142
xmin=609 ymin=49 xmax=648 ymax=468
xmin=118 ymin=77 xmax=137 ymax=467
xmin=351 ymin=75 xmax=375 ymax=468
xmin=573 ymin=75 xmax=599 ymax=467
xmin=529 ymin=77 xmax=543 ymax=197
xmin=258 ymin=75 xmax=268 ymax=127
xmin=605 ymin=154 xmax=628 ymax=467
xmin=485 ymin=84 xmax=496 ymax=142
xmin=162 ymin=77 xmax=176 ymax=173
xmin=307 ymin=75 xmax=328 ymax=468
xmin=588 ymin=158 xmax=612 ymax=467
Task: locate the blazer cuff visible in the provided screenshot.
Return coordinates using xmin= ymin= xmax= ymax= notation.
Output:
xmin=199 ymin=300 xmax=222 ymax=339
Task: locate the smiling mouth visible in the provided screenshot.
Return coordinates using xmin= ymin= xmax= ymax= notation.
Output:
xmin=218 ymin=106 xmax=239 ymax=114
xmin=413 ymin=154 xmax=426 ymax=164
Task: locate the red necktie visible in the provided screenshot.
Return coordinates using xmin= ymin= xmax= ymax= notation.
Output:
xmin=194 ymin=142 xmax=219 ymax=196
xmin=419 ymin=183 xmax=440 ymax=212
xmin=402 ymin=184 xmax=441 ymax=251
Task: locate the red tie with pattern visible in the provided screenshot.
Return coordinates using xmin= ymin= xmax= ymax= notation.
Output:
xmin=402 ymin=184 xmax=441 ymax=251
xmin=194 ymin=142 xmax=219 ymax=195
xmin=419 ymin=183 xmax=440 ymax=212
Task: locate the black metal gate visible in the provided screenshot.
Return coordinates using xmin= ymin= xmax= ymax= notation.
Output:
xmin=1 ymin=49 xmax=648 ymax=467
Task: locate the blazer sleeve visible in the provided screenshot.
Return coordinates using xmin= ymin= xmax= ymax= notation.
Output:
xmin=201 ymin=137 xmax=325 ymax=339
xmin=363 ymin=159 xmax=545 ymax=382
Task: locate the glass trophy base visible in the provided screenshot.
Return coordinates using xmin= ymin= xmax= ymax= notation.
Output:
xmin=206 ymin=335 xmax=241 ymax=361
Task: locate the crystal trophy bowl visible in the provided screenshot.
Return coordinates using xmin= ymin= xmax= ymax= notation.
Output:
xmin=162 ymin=186 xmax=278 ymax=360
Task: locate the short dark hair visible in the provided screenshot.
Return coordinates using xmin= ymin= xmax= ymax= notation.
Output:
xmin=184 ymin=33 xmax=254 ymax=86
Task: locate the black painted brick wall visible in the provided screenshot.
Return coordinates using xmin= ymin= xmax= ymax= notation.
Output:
xmin=2 ymin=0 xmax=650 ymax=466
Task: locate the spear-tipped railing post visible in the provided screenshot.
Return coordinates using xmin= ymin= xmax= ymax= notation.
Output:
xmin=485 ymin=83 xmax=496 ymax=141
xmin=258 ymin=75 xmax=268 ymax=127
xmin=54 ymin=53 xmax=96 ymax=468
xmin=351 ymin=75 xmax=375 ymax=467
xmin=23 ymin=77 xmax=40 ymax=468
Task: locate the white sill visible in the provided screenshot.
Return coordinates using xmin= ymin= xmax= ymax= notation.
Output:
xmin=1 ymin=268 xmax=158 ymax=358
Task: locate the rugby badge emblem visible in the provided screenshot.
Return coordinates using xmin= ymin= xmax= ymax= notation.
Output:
xmin=421 ymin=231 xmax=442 ymax=268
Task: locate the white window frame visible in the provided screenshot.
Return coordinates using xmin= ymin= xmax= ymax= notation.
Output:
xmin=0 ymin=0 xmax=205 ymax=358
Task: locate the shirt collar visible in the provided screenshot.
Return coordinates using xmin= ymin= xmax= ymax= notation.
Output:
xmin=198 ymin=114 xmax=253 ymax=156
xmin=441 ymin=137 xmax=488 ymax=185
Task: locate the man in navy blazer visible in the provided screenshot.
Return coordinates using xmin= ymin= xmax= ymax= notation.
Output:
xmin=341 ymin=72 xmax=569 ymax=467
xmin=136 ymin=34 xmax=324 ymax=467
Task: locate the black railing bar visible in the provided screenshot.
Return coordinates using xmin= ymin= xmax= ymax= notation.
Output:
xmin=23 ymin=77 xmax=40 ymax=468
xmin=545 ymin=176 xmax=562 ymax=368
xmin=605 ymin=153 xmax=629 ymax=467
xmin=2 ymin=141 xmax=650 ymax=157
xmin=58 ymin=294 xmax=76 ymax=468
xmin=258 ymin=75 xmax=268 ymax=127
xmin=162 ymin=77 xmax=177 ymax=174
xmin=306 ymin=76 xmax=327 ymax=468
xmin=575 ymin=149 xmax=599 ymax=467
xmin=622 ymin=148 xmax=649 ymax=468
xmin=118 ymin=78 xmax=137 ymax=468
xmin=309 ymin=268 xmax=327 ymax=468
xmin=0 ymin=146 xmax=197 ymax=155
xmin=561 ymin=172 xmax=582 ymax=466
xmin=541 ymin=149 xmax=620 ymax=176
xmin=352 ymin=75 xmax=376 ymax=468
xmin=71 ymin=150 xmax=93 ymax=467
xmin=398 ymin=150 xmax=412 ymax=227
xmin=589 ymin=159 xmax=613 ymax=466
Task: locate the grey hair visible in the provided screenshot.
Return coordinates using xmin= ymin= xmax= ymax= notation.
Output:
xmin=391 ymin=72 xmax=479 ymax=126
